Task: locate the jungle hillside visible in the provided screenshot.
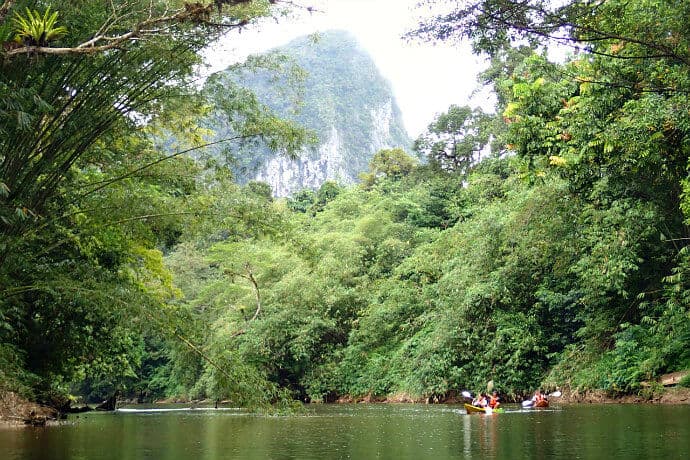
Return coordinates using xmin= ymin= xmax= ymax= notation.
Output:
xmin=2 ymin=0 xmax=690 ymax=414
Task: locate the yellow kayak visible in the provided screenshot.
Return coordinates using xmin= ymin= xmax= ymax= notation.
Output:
xmin=464 ymin=403 xmax=503 ymax=414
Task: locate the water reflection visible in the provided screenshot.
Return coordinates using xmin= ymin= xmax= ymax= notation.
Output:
xmin=1 ymin=404 xmax=689 ymax=459
xmin=462 ymin=413 xmax=471 ymax=457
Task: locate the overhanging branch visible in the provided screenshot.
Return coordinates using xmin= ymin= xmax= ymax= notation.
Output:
xmin=3 ymin=5 xmax=238 ymax=58
xmin=225 ymin=263 xmax=262 ymax=337
xmin=1 ymin=1 xmax=319 ymax=60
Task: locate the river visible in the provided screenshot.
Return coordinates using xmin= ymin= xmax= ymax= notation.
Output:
xmin=1 ymin=403 xmax=689 ymax=459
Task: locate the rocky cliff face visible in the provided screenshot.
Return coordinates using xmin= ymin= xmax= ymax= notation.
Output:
xmin=255 ymin=125 xmax=347 ymax=197
xmin=256 ymin=98 xmax=400 ymax=196
xmin=208 ymin=30 xmax=410 ymax=197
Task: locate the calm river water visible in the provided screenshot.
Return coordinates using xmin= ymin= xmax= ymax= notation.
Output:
xmin=2 ymin=403 xmax=689 ymax=459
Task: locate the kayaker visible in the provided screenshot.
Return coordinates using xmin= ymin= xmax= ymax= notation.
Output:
xmin=472 ymin=393 xmax=488 ymax=407
xmin=532 ymin=390 xmax=547 ymax=404
xmin=488 ymin=390 xmax=500 ymax=409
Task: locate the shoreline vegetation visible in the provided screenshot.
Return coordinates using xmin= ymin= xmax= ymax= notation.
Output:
xmin=3 ymin=384 xmax=690 ymax=429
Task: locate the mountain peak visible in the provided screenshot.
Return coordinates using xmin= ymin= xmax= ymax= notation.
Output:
xmin=209 ymin=29 xmax=410 ymax=196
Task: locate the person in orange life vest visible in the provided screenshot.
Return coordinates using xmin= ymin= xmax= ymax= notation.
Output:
xmin=532 ymin=389 xmax=546 ymax=404
xmin=488 ymin=390 xmax=500 ymax=409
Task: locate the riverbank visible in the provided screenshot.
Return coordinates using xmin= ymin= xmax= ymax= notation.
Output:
xmin=4 ymin=386 xmax=690 ymax=429
xmin=0 ymin=391 xmax=59 ymax=428
xmin=337 ymin=386 xmax=690 ymax=405
xmin=559 ymin=387 xmax=690 ymax=405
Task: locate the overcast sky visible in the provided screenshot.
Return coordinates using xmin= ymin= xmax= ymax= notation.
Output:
xmin=202 ymin=0 xmax=493 ymax=138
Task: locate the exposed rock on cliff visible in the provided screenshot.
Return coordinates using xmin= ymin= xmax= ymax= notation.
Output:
xmin=206 ymin=30 xmax=411 ymax=196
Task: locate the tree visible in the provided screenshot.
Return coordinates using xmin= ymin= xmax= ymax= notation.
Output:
xmin=413 ymin=105 xmax=490 ymax=174
xmin=360 ymin=148 xmax=418 ymax=187
xmin=0 ymin=122 xmax=197 ymax=401
xmin=0 ymin=0 xmax=316 ymax=405
xmin=312 ymin=180 xmax=343 ymax=213
xmin=411 ymin=1 xmax=690 ymax=70
xmin=287 ymin=188 xmax=316 ymax=213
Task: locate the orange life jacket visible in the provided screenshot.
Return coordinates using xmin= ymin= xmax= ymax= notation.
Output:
xmin=489 ymin=396 xmax=499 ymax=408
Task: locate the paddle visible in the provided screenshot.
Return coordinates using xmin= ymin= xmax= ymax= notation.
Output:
xmin=462 ymin=390 xmax=484 ymax=408
xmin=549 ymin=390 xmax=562 ymax=398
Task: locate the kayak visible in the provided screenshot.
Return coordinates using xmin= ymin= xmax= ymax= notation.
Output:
xmin=464 ymin=403 xmax=503 ymax=414
xmin=521 ymin=399 xmax=549 ymax=408
xmin=464 ymin=403 xmax=486 ymax=414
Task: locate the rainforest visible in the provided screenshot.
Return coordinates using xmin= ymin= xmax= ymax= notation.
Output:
xmin=1 ymin=0 xmax=690 ymax=418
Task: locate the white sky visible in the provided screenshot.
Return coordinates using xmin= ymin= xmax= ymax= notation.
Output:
xmin=202 ymin=0 xmax=494 ymax=138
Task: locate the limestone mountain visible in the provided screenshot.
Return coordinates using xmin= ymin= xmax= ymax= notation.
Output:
xmin=205 ymin=30 xmax=411 ymax=196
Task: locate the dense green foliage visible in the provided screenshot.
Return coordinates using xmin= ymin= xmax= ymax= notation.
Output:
xmin=0 ymin=0 xmax=304 ymax=409
xmin=157 ymin=0 xmax=690 ymax=403
xmin=2 ymin=0 xmax=690 ymax=410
